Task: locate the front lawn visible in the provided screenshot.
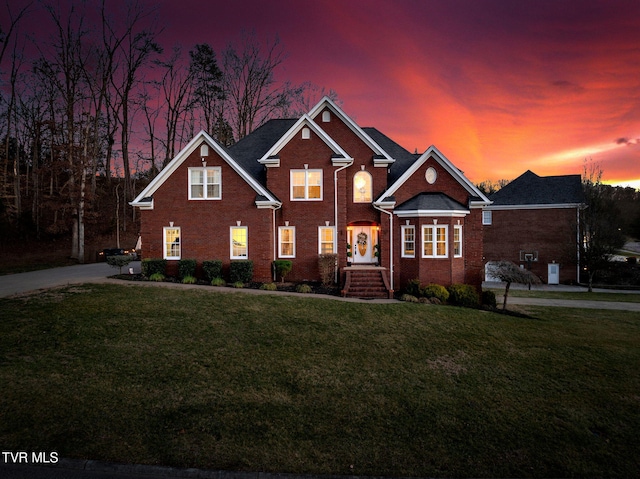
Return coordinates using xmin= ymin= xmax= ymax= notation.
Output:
xmin=1 ymin=284 xmax=639 ymax=477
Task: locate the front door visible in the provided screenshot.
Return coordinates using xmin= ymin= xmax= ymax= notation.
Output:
xmin=548 ymin=263 xmax=560 ymax=284
xmin=350 ymin=225 xmax=376 ymax=264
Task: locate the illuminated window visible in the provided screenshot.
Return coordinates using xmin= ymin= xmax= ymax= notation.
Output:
xmin=164 ymin=227 xmax=181 ymax=260
xmin=422 ymin=225 xmax=448 ymax=258
xmin=318 ymin=226 xmax=335 ymax=254
xmin=401 ymin=225 xmax=415 ymax=258
xmin=230 ymin=226 xmax=248 ymax=259
xmin=353 ymin=171 xmax=372 ymax=203
xmin=291 ymin=169 xmax=322 ymax=200
xmin=189 ymin=167 xmax=221 ymax=200
xmin=278 ymin=226 xmax=296 ymax=258
xmin=454 ymin=225 xmax=462 ymax=258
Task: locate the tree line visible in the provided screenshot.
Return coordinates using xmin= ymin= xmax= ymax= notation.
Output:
xmin=0 ymin=0 xmax=335 ymax=261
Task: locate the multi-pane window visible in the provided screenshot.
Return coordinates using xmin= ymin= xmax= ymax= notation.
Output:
xmin=318 ymin=226 xmax=335 ymax=254
xmin=189 ymin=167 xmax=221 ymax=199
xmin=279 ymin=226 xmax=296 ymax=258
xmin=482 ymin=210 xmax=492 ymax=225
xmin=454 ymin=225 xmax=463 ymax=258
xmin=230 ymin=226 xmax=248 ymax=259
xmin=291 ymin=169 xmax=322 ymax=200
xmin=164 ymin=227 xmax=181 ymax=260
xmin=401 ymin=225 xmax=415 ymax=258
xmin=422 ymin=225 xmax=448 ymax=258
xmin=353 ymin=171 xmax=372 ymax=203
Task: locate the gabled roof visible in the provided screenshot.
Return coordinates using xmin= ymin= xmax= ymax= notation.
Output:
xmin=395 ymin=192 xmax=470 ymax=217
xmin=488 ymin=170 xmax=584 ymax=209
xmin=130 ymin=130 xmax=280 ymax=209
xmin=257 ymin=114 xmax=353 ymax=167
xmin=309 ymin=97 xmax=395 ymax=166
xmin=375 ymin=145 xmax=491 ymax=207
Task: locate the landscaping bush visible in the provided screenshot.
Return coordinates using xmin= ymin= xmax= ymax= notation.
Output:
xmin=272 ymin=260 xmax=292 ymax=283
xmin=482 ymin=290 xmax=497 ymax=309
xmin=447 ymin=283 xmax=480 ymax=308
xmin=230 ymin=260 xmax=253 ymax=283
xmin=149 ymin=272 xmax=165 ymax=282
xmin=318 ymin=254 xmax=338 ymax=286
xmin=178 ymin=259 xmax=197 ymax=279
xmin=403 ymin=279 xmax=422 ymax=297
xmin=181 ymin=275 xmax=197 ymax=284
xmin=260 ymin=282 xmax=278 ymax=291
xmin=296 ymin=284 xmax=312 ymax=293
xmin=202 ymin=260 xmax=223 ymax=282
xmin=211 ymin=277 xmax=226 ymax=287
xmin=141 ymin=258 xmax=167 ymax=277
xmin=106 ymin=255 xmax=133 ymax=274
xmin=421 ymin=283 xmax=449 ymax=303
xmin=399 ymin=294 xmax=419 ymax=303
xmin=232 ymin=281 xmax=244 ymax=289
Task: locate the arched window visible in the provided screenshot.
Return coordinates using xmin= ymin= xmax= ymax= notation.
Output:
xmin=353 ymin=170 xmax=372 ymax=203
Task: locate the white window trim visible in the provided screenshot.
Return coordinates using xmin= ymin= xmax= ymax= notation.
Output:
xmin=482 ymin=210 xmax=492 ymax=225
xmin=188 ymin=166 xmax=221 ymax=200
xmin=163 ymin=226 xmax=181 ymax=260
xmin=290 ymin=169 xmax=323 ymax=201
xmin=454 ymin=225 xmax=463 ymax=258
xmin=422 ymin=225 xmax=448 ymax=258
xmin=318 ymin=226 xmax=336 ymax=254
xmin=401 ymin=225 xmax=415 ymax=258
xmin=230 ymin=226 xmax=248 ymax=259
xmin=278 ymin=226 xmax=296 ymax=258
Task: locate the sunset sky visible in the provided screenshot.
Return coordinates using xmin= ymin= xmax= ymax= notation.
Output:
xmin=10 ymin=0 xmax=640 ymax=188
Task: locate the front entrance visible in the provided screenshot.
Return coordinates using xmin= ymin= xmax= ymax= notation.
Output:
xmin=348 ymin=223 xmax=378 ymax=264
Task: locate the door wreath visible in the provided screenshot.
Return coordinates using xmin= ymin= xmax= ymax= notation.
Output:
xmin=357 ymin=232 xmax=368 ymax=257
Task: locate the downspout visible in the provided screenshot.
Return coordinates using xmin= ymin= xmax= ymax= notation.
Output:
xmin=576 ymin=205 xmax=581 ymax=284
xmin=373 ymin=203 xmax=393 ymax=292
xmin=272 ymin=203 xmax=282 ymax=281
xmin=334 ymin=160 xmax=353 ymax=283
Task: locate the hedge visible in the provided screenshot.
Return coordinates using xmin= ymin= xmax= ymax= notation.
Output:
xmin=230 ymin=260 xmax=254 ymax=283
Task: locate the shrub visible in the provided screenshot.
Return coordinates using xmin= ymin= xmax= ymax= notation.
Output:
xmin=230 ymin=260 xmax=253 ymax=283
xmin=202 ymin=260 xmax=223 ymax=282
xmin=178 ymin=259 xmax=197 ymax=279
xmin=260 ymin=282 xmax=278 ymax=291
xmin=181 ymin=275 xmax=197 ymax=284
xmin=447 ymin=283 xmax=480 ymax=308
xmin=272 ymin=260 xmax=292 ymax=283
xmin=482 ymin=290 xmax=497 ymax=309
xmin=142 ymin=258 xmax=166 ymax=277
xmin=106 ymin=255 xmax=133 ymax=274
xmin=399 ymin=294 xmax=419 ymax=303
xmin=211 ymin=277 xmax=226 ymax=287
xmin=421 ymin=283 xmax=449 ymax=303
xmin=403 ymin=279 xmax=422 ymax=297
xmin=296 ymin=284 xmax=312 ymax=293
xmin=318 ymin=254 xmax=338 ymax=286
xmin=418 ymin=297 xmax=432 ymax=304
xmin=232 ymin=281 xmax=244 ymax=288
xmin=149 ymin=272 xmax=165 ymax=282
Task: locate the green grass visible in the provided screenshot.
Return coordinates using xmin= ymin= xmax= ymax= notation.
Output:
xmin=484 ymin=286 xmax=640 ymax=303
xmin=1 ymin=284 xmax=639 ymax=477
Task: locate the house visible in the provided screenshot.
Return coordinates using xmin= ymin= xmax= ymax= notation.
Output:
xmin=131 ymin=97 xmax=491 ymax=297
xmin=483 ymin=170 xmax=585 ymax=284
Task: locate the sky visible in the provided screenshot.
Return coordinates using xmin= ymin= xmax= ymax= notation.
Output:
xmin=8 ymin=0 xmax=640 ymax=188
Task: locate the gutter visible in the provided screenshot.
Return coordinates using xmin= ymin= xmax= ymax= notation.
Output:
xmin=373 ymin=202 xmax=394 ymax=292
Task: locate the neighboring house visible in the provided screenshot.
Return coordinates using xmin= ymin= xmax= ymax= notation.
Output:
xmin=483 ymin=170 xmax=585 ymax=284
xmin=131 ymin=97 xmax=491 ymax=297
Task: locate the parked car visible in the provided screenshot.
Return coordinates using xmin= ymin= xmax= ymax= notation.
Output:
xmin=96 ymin=248 xmax=138 ymax=262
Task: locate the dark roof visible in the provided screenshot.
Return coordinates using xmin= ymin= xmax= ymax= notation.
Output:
xmin=489 ymin=170 xmax=584 ymax=206
xmin=227 ymin=119 xmax=297 ymax=186
xmin=395 ymin=192 xmax=469 ymax=212
xmin=362 ymin=127 xmax=420 ymax=186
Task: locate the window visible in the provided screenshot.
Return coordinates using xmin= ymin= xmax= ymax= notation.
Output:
xmin=279 ymin=226 xmax=295 ymax=258
xmin=301 ymin=127 xmax=311 ymax=139
xmin=189 ymin=167 xmax=221 ymax=200
xmin=422 ymin=225 xmax=448 ymax=258
xmin=353 ymin=171 xmax=372 ymax=203
xmin=322 ymin=110 xmax=331 ymax=122
xmin=454 ymin=225 xmax=462 ymax=258
xmin=401 ymin=225 xmax=415 ymax=258
xmin=291 ymin=169 xmax=322 ymax=200
xmin=230 ymin=226 xmax=248 ymax=259
xmin=482 ymin=210 xmax=492 ymax=225
xmin=318 ymin=226 xmax=335 ymax=254
xmin=164 ymin=227 xmax=181 ymax=260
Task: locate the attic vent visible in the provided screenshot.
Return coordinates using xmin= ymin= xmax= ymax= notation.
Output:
xmin=302 ymin=127 xmax=311 ymax=139
xmin=322 ymin=111 xmax=330 ymax=122
xmin=200 ymin=144 xmax=209 ymax=156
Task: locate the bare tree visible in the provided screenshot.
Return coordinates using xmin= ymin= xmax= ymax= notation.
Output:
xmin=487 ymin=260 xmax=541 ymax=309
